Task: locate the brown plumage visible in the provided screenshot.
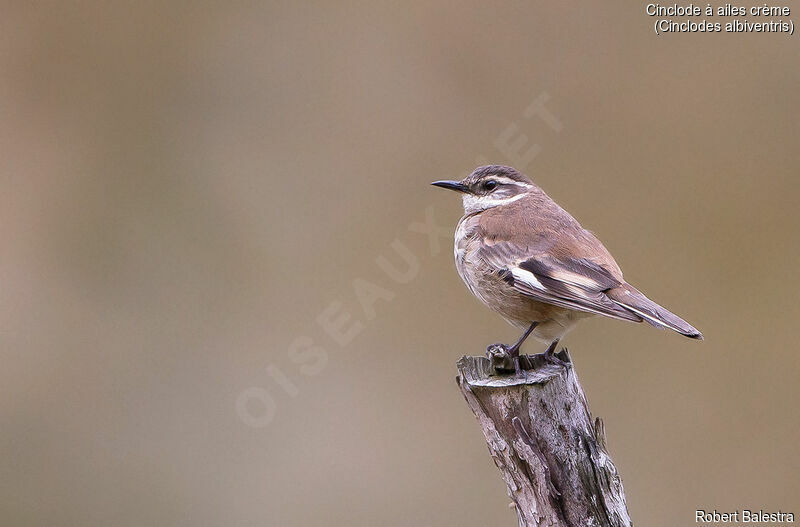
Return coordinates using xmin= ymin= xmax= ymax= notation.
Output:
xmin=433 ymin=165 xmax=702 ymax=351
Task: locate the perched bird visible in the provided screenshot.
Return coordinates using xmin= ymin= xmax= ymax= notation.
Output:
xmin=432 ymin=165 xmax=702 ymax=362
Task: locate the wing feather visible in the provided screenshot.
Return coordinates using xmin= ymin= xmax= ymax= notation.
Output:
xmin=480 ymin=241 xmax=642 ymax=322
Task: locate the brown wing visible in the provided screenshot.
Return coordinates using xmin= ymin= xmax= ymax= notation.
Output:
xmin=473 ymin=189 xmax=702 ymax=337
xmin=479 ymin=241 xmax=642 ymax=322
xmin=475 ymin=194 xmax=641 ymax=322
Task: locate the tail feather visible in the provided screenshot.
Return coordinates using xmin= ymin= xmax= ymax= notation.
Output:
xmin=606 ymin=283 xmax=703 ymax=340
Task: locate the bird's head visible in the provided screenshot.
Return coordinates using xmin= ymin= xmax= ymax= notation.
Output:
xmin=432 ymin=165 xmax=535 ymax=214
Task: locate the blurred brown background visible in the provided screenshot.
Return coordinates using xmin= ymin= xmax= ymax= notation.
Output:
xmin=2 ymin=2 xmax=798 ymax=526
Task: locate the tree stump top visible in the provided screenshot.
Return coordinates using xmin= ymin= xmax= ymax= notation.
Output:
xmin=457 ymin=350 xmax=571 ymax=388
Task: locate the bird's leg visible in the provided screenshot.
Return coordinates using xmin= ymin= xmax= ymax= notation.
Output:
xmin=508 ymin=321 xmax=539 ymax=357
xmin=486 ymin=322 xmax=538 ymax=374
xmin=543 ymin=338 xmax=560 ymax=359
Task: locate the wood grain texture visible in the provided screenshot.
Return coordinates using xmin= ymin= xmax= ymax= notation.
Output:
xmin=456 ymin=351 xmax=632 ymax=527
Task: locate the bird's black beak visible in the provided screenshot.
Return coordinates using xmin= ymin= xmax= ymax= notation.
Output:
xmin=431 ymin=180 xmax=469 ymax=193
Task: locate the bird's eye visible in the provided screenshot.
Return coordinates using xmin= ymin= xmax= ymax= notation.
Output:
xmin=482 ymin=180 xmax=498 ymax=191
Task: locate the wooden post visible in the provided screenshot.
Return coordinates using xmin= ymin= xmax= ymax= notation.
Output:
xmin=456 ymin=350 xmax=632 ymax=527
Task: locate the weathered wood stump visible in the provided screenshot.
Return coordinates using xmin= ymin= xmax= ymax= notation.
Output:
xmin=456 ymin=350 xmax=632 ymax=527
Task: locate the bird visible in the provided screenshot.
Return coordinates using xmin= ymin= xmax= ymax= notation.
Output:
xmin=432 ymin=165 xmax=702 ymax=366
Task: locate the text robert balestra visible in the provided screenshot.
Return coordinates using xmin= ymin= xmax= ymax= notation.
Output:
xmin=696 ymin=509 xmax=794 ymax=523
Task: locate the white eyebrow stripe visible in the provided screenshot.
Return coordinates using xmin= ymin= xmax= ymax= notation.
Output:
xmin=490 ymin=176 xmax=532 ymax=188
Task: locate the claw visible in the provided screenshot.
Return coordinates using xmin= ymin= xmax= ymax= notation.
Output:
xmin=486 ymin=343 xmax=516 ymax=373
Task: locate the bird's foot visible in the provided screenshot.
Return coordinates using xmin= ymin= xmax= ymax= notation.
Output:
xmin=538 ymin=346 xmax=568 ymax=366
xmin=486 ymin=343 xmax=518 ymax=374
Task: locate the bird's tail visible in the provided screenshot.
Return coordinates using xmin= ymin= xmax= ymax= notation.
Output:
xmin=606 ymin=283 xmax=703 ymax=340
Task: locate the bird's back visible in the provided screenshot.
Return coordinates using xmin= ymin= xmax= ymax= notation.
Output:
xmin=476 ymin=189 xmax=625 ymax=280
xmin=456 ymin=188 xmax=702 ymax=339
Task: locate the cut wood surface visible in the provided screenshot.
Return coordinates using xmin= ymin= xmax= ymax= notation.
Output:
xmin=456 ymin=351 xmax=632 ymax=527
